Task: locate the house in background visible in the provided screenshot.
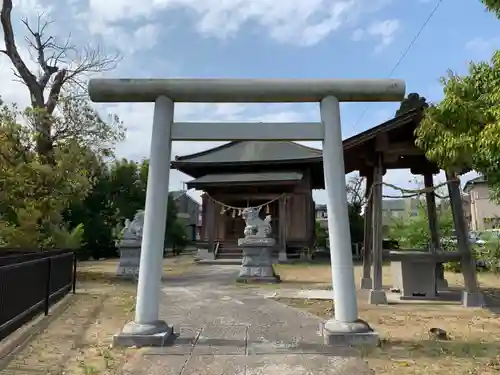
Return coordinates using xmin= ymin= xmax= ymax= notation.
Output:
xmin=169 ymin=191 xmax=201 ymax=241
xmin=315 ymin=204 xmax=327 ymax=219
xmin=463 ymin=175 xmax=500 ymax=231
xmin=315 ymin=204 xmax=328 ymax=229
xmin=381 ymin=198 xmax=421 ymax=233
xmin=316 ymin=198 xmax=422 ymax=233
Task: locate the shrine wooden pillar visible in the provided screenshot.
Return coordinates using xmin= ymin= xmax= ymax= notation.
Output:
xmin=207 ymin=198 xmax=217 ymax=252
xmin=445 ymin=171 xmax=483 ymax=306
xmin=368 ymin=153 xmax=388 ymax=304
xmin=278 ymin=194 xmax=288 ymax=261
xmin=423 ymin=172 xmax=445 ymax=289
xmin=360 ymin=168 xmax=374 ymax=289
xmin=201 ymin=194 xmax=208 ymax=241
xmin=424 ymin=173 xmax=440 ymax=250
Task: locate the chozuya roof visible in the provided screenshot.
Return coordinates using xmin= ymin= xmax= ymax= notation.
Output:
xmin=172 ymin=141 xmax=322 ymax=165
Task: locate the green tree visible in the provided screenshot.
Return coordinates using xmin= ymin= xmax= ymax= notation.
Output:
xmin=478 ymin=232 xmax=500 ymax=273
xmin=0 ymin=103 xmax=91 ymax=249
xmin=64 ymin=160 xmax=117 ymax=259
xmin=65 ymin=158 xmax=188 ymax=259
xmin=315 ymin=221 xmax=328 ymax=248
xmin=482 ymin=0 xmax=500 ymax=17
xmin=387 ymin=201 xmax=454 ymax=249
xmin=415 ymin=51 xmax=500 ymax=201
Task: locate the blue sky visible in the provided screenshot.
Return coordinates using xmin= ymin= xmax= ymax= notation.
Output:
xmin=1 ymin=0 xmax=498 ymax=203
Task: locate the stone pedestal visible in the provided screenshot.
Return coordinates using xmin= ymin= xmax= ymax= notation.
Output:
xmin=321 ymin=319 xmax=379 ymax=347
xmin=278 ymin=249 xmax=287 ymax=263
xmin=462 ymin=291 xmax=485 ymax=308
xmin=113 ymin=320 xmax=173 ymax=348
xmin=236 ymin=237 xmax=280 ymax=283
xmin=195 ymin=248 xmax=215 ymax=261
xmin=360 ymin=277 xmax=372 ymax=290
xmin=116 ymin=240 xmax=141 ymax=280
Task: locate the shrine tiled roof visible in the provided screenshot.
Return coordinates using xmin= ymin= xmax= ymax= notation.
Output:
xmin=186 ymin=171 xmax=303 ymax=188
xmin=172 ymin=141 xmax=322 ymax=165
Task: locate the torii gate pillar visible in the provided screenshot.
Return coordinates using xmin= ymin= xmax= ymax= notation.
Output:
xmin=88 ymin=78 xmax=406 ymax=347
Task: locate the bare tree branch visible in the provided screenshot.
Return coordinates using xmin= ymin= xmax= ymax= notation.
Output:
xmin=346 ymin=175 xmax=366 ymax=209
xmin=1 ymin=1 xmax=122 ymax=161
xmin=21 ymin=15 xmax=58 ymax=88
xmin=1 ymin=0 xmax=41 ymax=104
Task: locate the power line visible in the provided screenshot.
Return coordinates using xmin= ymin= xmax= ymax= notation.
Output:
xmin=351 ymin=0 xmax=445 ymax=130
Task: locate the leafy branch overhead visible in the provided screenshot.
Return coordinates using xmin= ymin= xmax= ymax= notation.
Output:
xmin=482 ymin=0 xmax=500 ymax=18
xmin=0 ymin=0 xmax=121 ymax=162
xmin=415 ymin=51 xmax=500 ymax=199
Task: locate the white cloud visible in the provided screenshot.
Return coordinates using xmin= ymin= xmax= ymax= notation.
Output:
xmin=12 ymin=0 xmax=53 ymax=17
xmin=96 ymin=23 xmax=163 ymax=55
xmin=367 ymin=19 xmax=400 ymax=52
xmin=85 ymin=0 xmax=393 ymax=47
xmin=349 ymin=19 xmax=400 ymax=52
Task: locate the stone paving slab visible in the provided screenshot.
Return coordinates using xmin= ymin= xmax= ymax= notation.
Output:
xmin=127 ymin=353 xmax=372 ymax=375
xmin=151 ymin=325 xmax=201 ymax=355
xmin=182 ymin=355 xmax=247 ymax=375
xmin=245 ymin=354 xmax=373 ymax=375
xmin=124 ymin=265 xmax=373 ymax=374
xmin=122 ymin=353 xmax=188 ymax=375
xmin=262 ymin=289 xmax=335 ymax=300
xmin=194 ymin=324 xmax=247 ymax=355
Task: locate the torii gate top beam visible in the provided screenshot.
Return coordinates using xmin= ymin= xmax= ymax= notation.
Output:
xmin=88 ymin=78 xmax=405 ymax=103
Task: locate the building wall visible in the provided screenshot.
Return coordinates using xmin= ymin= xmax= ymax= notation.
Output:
xmin=382 ymin=198 xmax=420 ymax=224
xmin=202 ymin=174 xmax=315 ymax=248
xmin=172 ymin=193 xmax=201 ymax=241
xmin=462 ymin=194 xmax=472 ymax=229
xmin=469 ymin=184 xmax=500 ymax=231
xmin=315 ymin=204 xmax=327 ymax=219
xmin=315 ymin=204 xmax=328 ymax=229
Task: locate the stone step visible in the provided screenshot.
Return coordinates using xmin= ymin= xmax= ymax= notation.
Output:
xmin=196 ymin=259 xmax=241 ymax=265
xmin=218 ymin=249 xmax=243 ymax=254
xmin=219 ymin=247 xmax=242 ymax=252
xmin=217 ymin=253 xmax=243 ymax=260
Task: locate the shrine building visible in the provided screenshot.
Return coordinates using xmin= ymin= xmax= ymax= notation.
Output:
xmin=171 ymin=93 xmax=437 ymax=261
xmin=171 ymin=141 xmax=322 ymax=259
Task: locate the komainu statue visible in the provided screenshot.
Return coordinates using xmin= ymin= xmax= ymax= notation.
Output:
xmin=241 ymin=207 xmax=272 ymax=238
xmin=121 ymin=210 xmax=145 ymax=241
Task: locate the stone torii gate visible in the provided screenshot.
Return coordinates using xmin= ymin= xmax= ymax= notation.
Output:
xmin=88 ymin=78 xmax=406 ymax=347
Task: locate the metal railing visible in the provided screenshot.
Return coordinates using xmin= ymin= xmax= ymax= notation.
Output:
xmin=0 ymin=249 xmax=77 ymax=342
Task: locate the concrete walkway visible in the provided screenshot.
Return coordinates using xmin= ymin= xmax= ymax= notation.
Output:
xmin=122 ymin=265 xmax=373 ymax=374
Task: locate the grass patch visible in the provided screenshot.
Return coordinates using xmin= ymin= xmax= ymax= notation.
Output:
xmin=273 ymin=262 xmax=500 ymax=292
xmin=77 ymin=255 xmax=195 ymax=284
xmin=0 ymin=256 xmax=198 ymax=374
xmin=2 ymin=286 xmax=138 ymax=375
xmin=268 ymin=263 xmax=500 ymax=373
xmin=277 ymin=293 xmax=500 ymax=374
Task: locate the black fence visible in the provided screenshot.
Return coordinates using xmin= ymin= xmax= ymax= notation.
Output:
xmin=0 ymin=249 xmax=77 ymax=342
